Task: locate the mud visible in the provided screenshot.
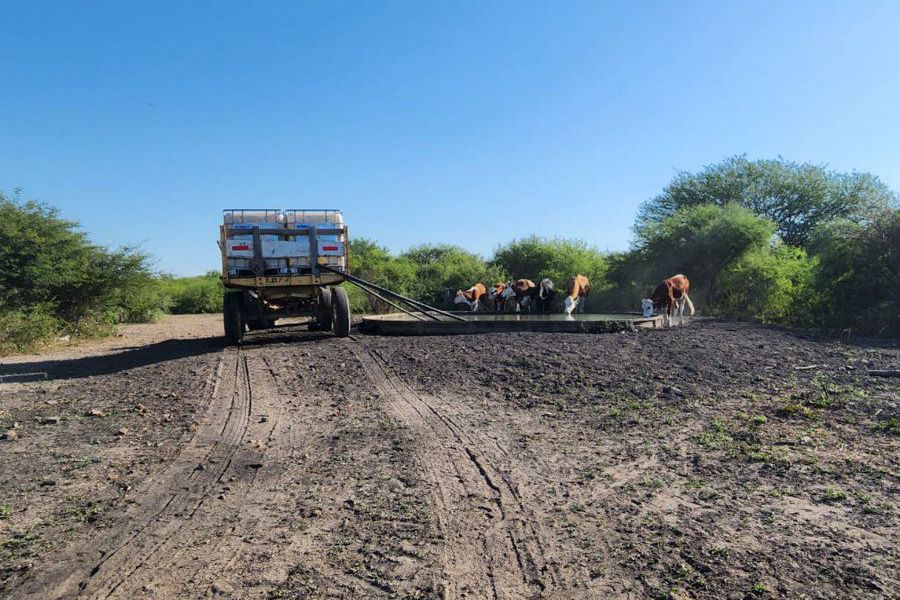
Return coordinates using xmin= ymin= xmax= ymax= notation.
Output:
xmin=1 ymin=316 xmax=897 ymax=599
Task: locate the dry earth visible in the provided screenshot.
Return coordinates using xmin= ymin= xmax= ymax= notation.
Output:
xmin=0 ymin=314 xmax=897 ymax=599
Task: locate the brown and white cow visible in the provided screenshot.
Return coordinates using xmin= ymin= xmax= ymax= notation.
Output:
xmin=500 ymin=279 xmax=538 ymax=312
xmin=645 ymin=274 xmax=695 ymax=326
xmin=488 ymin=282 xmax=508 ymax=312
xmin=564 ymin=275 xmax=591 ymax=315
xmin=454 ymin=283 xmax=487 ymax=313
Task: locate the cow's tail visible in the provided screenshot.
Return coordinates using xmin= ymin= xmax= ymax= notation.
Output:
xmin=684 ymin=293 xmax=695 ymax=315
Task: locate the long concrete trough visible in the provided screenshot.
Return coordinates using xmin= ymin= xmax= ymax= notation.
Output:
xmin=360 ymin=312 xmax=664 ymax=335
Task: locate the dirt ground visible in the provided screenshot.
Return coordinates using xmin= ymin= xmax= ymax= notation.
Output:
xmin=0 ymin=314 xmax=897 ymax=599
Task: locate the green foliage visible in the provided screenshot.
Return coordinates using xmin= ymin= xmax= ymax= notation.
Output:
xmin=347 ymin=239 xmax=419 ymax=312
xmin=637 ymin=156 xmax=895 ymax=247
xmin=0 ymin=192 xmax=164 ymax=353
xmin=491 ymin=236 xmax=608 ymax=310
xmin=716 ymin=243 xmax=816 ymax=324
xmin=0 ymin=304 xmax=61 ymax=353
xmin=637 ymin=203 xmax=775 ymax=306
xmin=157 ymin=272 xmax=223 ymax=314
xmin=808 ymin=210 xmax=899 ymax=334
xmin=401 ymin=244 xmax=506 ymax=306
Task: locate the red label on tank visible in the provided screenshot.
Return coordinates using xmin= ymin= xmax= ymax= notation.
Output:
xmin=232 ymin=244 xmax=250 ymax=251
xmin=322 ymin=245 xmax=339 ymax=251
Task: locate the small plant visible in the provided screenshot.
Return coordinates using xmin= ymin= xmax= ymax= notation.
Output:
xmin=778 ymin=403 xmax=816 ymax=419
xmin=751 ymin=414 xmax=767 ymax=425
xmin=0 ymin=505 xmax=12 ymax=519
xmin=752 ymin=582 xmax=769 ymax=594
xmin=822 ymin=487 xmax=847 ymax=503
xmin=700 ymin=419 xmax=733 ymax=449
xmin=873 ymin=418 xmax=899 ymax=435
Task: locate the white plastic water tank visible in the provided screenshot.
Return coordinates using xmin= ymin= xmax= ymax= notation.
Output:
xmin=223 ymin=210 xmax=284 ymax=224
xmin=283 ymin=209 xmax=343 ymax=226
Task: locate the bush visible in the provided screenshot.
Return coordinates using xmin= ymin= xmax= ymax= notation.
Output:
xmin=491 ymin=236 xmax=608 ymax=310
xmin=0 ymin=192 xmax=166 ymax=352
xmin=809 ymin=211 xmax=899 ymax=334
xmin=635 ymin=203 xmax=776 ymax=308
xmin=158 ymin=272 xmax=223 ymax=314
xmin=715 ymin=244 xmax=815 ymax=324
xmin=0 ymin=304 xmax=61 ymax=354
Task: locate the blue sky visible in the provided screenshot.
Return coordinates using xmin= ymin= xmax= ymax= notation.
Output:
xmin=2 ymin=1 xmax=898 ymax=276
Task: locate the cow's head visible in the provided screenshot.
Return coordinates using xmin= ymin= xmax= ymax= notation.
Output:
xmin=641 ymin=298 xmax=654 ymax=318
xmin=500 ymin=285 xmax=516 ymax=299
xmin=453 ymin=290 xmax=469 ymax=305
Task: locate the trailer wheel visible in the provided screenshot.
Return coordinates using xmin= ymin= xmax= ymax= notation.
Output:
xmin=332 ymin=286 xmax=350 ymax=338
xmin=316 ymin=287 xmax=333 ymax=332
xmin=223 ymin=291 xmax=244 ymax=345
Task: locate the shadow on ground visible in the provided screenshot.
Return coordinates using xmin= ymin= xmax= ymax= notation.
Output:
xmin=0 ymin=323 xmax=346 ymax=381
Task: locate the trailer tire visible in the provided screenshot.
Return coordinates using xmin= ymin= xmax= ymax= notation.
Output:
xmin=316 ymin=287 xmax=333 ymax=332
xmin=332 ymin=286 xmax=350 ymax=338
xmin=223 ymin=292 xmax=244 ymax=345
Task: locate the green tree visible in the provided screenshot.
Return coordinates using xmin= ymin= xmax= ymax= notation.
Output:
xmin=636 ymin=156 xmax=895 ymax=247
xmin=347 ymin=238 xmax=419 ymax=312
xmin=401 ymin=244 xmax=505 ymax=307
xmin=0 ymin=192 xmax=164 ymax=351
xmin=637 ymin=203 xmax=775 ymax=307
xmin=808 ymin=210 xmax=899 ymax=333
xmin=716 ymin=244 xmax=816 ymax=324
xmin=491 ymin=236 xmax=608 ymax=310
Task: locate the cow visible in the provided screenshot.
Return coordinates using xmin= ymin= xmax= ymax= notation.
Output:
xmin=535 ymin=278 xmax=556 ymax=313
xmin=645 ymin=274 xmax=695 ymax=327
xmin=564 ymin=275 xmax=591 ymax=315
xmin=501 ymin=279 xmax=538 ymax=312
xmin=454 ymin=283 xmax=487 ymax=313
xmin=488 ymin=282 xmax=508 ymax=312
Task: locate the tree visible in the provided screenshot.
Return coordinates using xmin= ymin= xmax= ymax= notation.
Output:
xmin=401 ymin=244 xmax=505 ymax=306
xmin=637 ymin=203 xmax=775 ymax=307
xmin=716 ymin=244 xmax=815 ymax=324
xmin=491 ymin=236 xmax=608 ymax=310
xmin=808 ymin=210 xmax=900 ymax=333
xmin=636 ymin=156 xmax=896 ymax=247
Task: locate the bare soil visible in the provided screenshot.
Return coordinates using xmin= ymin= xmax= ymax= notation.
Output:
xmin=0 ymin=315 xmax=897 ymax=599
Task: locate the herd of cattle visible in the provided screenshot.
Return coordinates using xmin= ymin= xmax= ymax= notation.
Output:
xmin=455 ymin=273 xmax=695 ymax=326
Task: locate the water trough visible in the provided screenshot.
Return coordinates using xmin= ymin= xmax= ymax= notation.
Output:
xmin=360 ymin=312 xmax=663 ymax=335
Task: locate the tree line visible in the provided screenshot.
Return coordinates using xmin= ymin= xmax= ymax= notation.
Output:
xmin=349 ymin=156 xmax=898 ymax=334
xmin=1 ymin=156 xmax=896 ymax=352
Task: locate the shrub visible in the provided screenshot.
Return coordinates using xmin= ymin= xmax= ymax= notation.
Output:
xmin=0 ymin=192 xmax=166 ymax=352
xmin=0 ymin=305 xmax=61 ymax=353
xmin=716 ymin=244 xmax=816 ymax=324
xmin=809 ymin=211 xmax=899 ymax=334
xmin=158 ymin=272 xmax=223 ymax=314
xmin=491 ymin=236 xmax=608 ymax=310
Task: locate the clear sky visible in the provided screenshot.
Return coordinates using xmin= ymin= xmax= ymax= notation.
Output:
xmin=2 ymin=1 xmax=899 ymax=276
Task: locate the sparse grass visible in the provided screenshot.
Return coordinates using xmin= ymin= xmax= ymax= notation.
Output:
xmin=752 ymin=582 xmax=769 ymax=594
xmin=822 ymin=487 xmax=847 ymax=503
xmin=873 ymin=418 xmax=899 ymax=435
xmin=0 ymin=505 xmax=11 ymax=520
xmin=699 ymin=418 xmax=732 ymax=449
xmin=65 ymin=500 xmax=105 ymax=523
xmin=751 ymin=414 xmax=767 ymax=426
xmin=778 ymin=402 xmax=816 ymax=419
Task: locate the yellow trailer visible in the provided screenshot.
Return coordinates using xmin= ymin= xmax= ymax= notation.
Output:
xmin=219 ymin=209 xmax=351 ymax=344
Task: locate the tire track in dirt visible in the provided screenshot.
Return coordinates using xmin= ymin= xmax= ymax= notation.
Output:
xmin=15 ymin=346 xmax=251 ymax=599
xmin=349 ymin=338 xmax=562 ymax=599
